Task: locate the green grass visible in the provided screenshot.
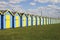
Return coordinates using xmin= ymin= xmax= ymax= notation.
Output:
xmin=0 ymin=24 xmax=60 ymax=40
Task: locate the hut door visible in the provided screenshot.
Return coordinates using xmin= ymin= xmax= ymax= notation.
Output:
xmin=22 ymin=15 xmax=26 ymax=27
xmin=33 ymin=16 xmax=36 ymax=26
xmin=15 ymin=16 xmax=19 ymax=27
xmin=28 ymin=16 xmax=31 ymax=26
xmin=6 ymin=15 xmax=10 ymax=28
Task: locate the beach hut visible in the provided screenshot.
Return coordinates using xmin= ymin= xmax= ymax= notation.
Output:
xmin=37 ymin=16 xmax=40 ymax=25
xmin=49 ymin=18 xmax=50 ymax=24
xmin=13 ymin=12 xmax=20 ymax=28
xmin=0 ymin=10 xmax=13 ymax=29
xmin=19 ymin=13 xmax=24 ymax=27
xmin=39 ymin=16 xmax=41 ymax=26
xmin=41 ymin=17 xmax=44 ymax=25
xmin=28 ymin=14 xmax=31 ymax=26
xmin=22 ymin=13 xmax=26 ymax=27
xmin=51 ymin=18 xmax=52 ymax=24
xmin=35 ymin=16 xmax=37 ymax=26
xmin=47 ymin=17 xmax=49 ymax=25
xmin=30 ymin=15 xmax=33 ymax=26
xmin=44 ymin=17 xmax=47 ymax=25
xmin=33 ymin=15 xmax=36 ymax=26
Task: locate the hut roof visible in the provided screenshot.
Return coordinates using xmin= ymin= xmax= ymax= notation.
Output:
xmin=0 ymin=10 xmax=7 ymax=14
xmin=0 ymin=10 xmax=14 ymax=16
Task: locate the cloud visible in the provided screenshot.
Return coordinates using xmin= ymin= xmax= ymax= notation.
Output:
xmin=6 ymin=4 xmax=25 ymax=13
xmin=27 ymin=4 xmax=60 ymax=18
xmin=50 ymin=0 xmax=60 ymax=3
xmin=0 ymin=0 xmax=26 ymax=13
xmin=9 ymin=0 xmax=27 ymax=4
xmin=30 ymin=2 xmax=36 ymax=6
xmin=0 ymin=1 xmax=8 ymax=5
xmin=34 ymin=0 xmax=60 ymax=3
xmin=34 ymin=0 xmax=49 ymax=3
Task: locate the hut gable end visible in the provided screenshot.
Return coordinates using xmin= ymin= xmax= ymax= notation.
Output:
xmin=4 ymin=10 xmax=13 ymax=16
xmin=12 ymin=12 xmax=20 ymax=16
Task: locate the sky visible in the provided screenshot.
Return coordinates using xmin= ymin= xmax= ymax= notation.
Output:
xmin=0 ymin=0 xmax=60 ymax=18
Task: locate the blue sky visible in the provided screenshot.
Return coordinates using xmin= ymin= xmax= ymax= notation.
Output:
xmin=0 ymin=0 xmax=60 ymax=10
xmin=0 ymin=0 xmax=60 ymax=18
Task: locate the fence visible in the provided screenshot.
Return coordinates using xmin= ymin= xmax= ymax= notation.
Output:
xmin=0 ymin=10 xmax=60 ymax=29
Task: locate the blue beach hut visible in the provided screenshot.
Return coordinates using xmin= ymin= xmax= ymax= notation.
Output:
xmin=13 ymin=12 xmax=20 ymax=28
xmin=0 ymin=10 xmax=14 ymax=29
xmin=30 ymin=15 xmax=33 ymax=26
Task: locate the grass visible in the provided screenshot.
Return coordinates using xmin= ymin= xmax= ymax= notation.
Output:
xmin=0 ymin=24 xmax=60 ymax=40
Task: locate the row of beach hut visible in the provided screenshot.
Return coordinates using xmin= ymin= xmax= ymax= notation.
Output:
xmin=0 ymin=10 xmax=60 ymax=29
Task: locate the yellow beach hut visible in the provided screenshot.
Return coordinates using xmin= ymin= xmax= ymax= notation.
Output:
xmin=49 ymin=18 xmax=50 ymax=24
xmin=47 ymin=17 xmax=49 ymax=25
xmin=28 ymin=14 xmax=31 ymax=26
xmin=13 ymin=12 xmax=20 ymax=28
xmin=0 ymin=10 xmax=13 ymax=29
xmin=33 ymin=15 xmax=36 ymax=26
xmin=22 ymin=13 xmax=26 ymax=27
xmin=44 ymin=17 xmax=47 ymax=25
xmin=41 ymin=17 xmax=44 ymax=25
